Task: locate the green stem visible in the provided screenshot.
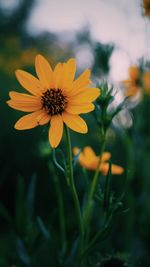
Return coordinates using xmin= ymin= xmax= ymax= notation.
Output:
xmin=81 ymin=135 xmax=106 ymax=267
xmin=52 ymin=172 xmax=67 ymax=260
xmin=83 ymin=136 xmax=106 ymax=227
xmin=64 ymin=125 xmax=84 ymax=263
xmin=52 ymin=149 xmax=65 ymax=175
xmin=82 ymin=210 xmax=113 ymax=257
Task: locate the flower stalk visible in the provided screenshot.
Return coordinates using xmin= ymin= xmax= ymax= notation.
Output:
xmin=83 ymin=133 xmax=106 ymax=228
xmin=64 ymin=125 xmax=84 ymax=265
xmin=52 ymin=172 xmax=67 ymax=261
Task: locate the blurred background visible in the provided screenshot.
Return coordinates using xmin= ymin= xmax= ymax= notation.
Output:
xmin=0 ymin=0 xmax=150 ymax=266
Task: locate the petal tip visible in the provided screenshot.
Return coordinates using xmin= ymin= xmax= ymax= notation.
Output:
xmin=14 ymin=123 xmax=21 ymax=130
xmin=35 ymin=54 xmax=44 ymax=60
xmin=82 ymin=125 xmax=88 ymax=134
xmin=50 ymin=143 xmax=58 ymax=148
xmin=67 ymin=58 xmax=76 ymax=64
xmin=15 ymin=69 xmax=21 ymax=77
xmin=6 ymin=100 xmax=10 ymax=106
xmin=84 ymin=129 xmax=88 ymax=134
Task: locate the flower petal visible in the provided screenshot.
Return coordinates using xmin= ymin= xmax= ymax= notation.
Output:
xmin=61 ymin=59 xmax=76 ymax=90
xmin=9 ymin=91 xmax=41 ymax=103
xmin=62 ymin=112 xmax=88 ymax=133
xmin=83 ymin=146 xmax=97 ymax=159
xmin=69 ymin=88 xmax=100 ymax=104
xmin=67 ymin=58 xmax=76 ymax=80
xmin=129 ymin=66 xmax=139 ymax=80
xmin=73 ymin=147 xmax=90 ymax=169
xmin=49 ymin=115 xmax=63 ymax=148
xmin=35 ymin=54 xmax=53 ymax=88
xmin=125 ymin=86 xmax=139 ymax=97
xmin=53 ymin=63 xmax=63 ymax=88
xmin=36 ymin=111 xmax=51 ymax=125
xmin=7 ymin=100 xmax=41 ymax=112
xmin=70 ymin=69 xmax=91 ymax=95
xmin=14 ymin=110 xmax=44 ymax=130
xmin=15 ymin=70 xmax=43 ymax=96
xmin=73 ymin=147 xmax=80 ymax=156
xmin=101 ymin=152 xmax=111 ymax=162
xmin=66 ymin=103 xmax=94 ymax=114
xmin=100 ymin=163 xmax=124 ymax=176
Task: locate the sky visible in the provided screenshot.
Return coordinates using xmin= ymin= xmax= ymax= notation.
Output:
xmin=26 ymin=0 xmax=150 ymax=82
xmin=3 ymin=0 xmax=150 ymax=82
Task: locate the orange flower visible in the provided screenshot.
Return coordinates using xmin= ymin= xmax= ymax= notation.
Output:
xmin=143 ymin=0 xmax=150 ymax=19
xmin=129 ymin=66 xmax=139 ymax=81
xmin=7 ymin=55 xmax=100 ymax=148
xmin=123 ymin=66 xmax=140 ymax=97
xmin=73 ymin=146 xmax=124 ymax=175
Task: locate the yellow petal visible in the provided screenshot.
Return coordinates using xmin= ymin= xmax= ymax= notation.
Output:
xmin=36 ymin=111 xmax=51 ymax=125
xmin=122 ymin=79 xmax=134 ymax=87
xmin=66 ymin=103 xmax=94 ymax=114
xmin=62 ymin=112 xmax=88 ymax=133
xmin=66 ymin=58 xmax=76 ymax=80
xmin=125 ymin=86 xmax=139 ymax=97
xmin=73 ymin=147 xmax=92 ymax=169
xmin=71 ymin=69 xmax=91 ymax=95
xmin=49 ymin=115 xmax=63 ymax=148
xmin=14 ymin=110 xmax=44 ymax=130
xmin=69 ymin=88 xmax=100 ymax=104
xmin=73 ymin=147 xmax=85 ymax=162
xmin=129 ymin=66 xmax=139 ymax=81
xmin=7 ymin=100 xmax=41 ymax=112
xmin=73 ymin=147 xmax=80 ymax=155
xmin=82 ymin=147 xmax=99 ymax=167
xmin=53 ymin=63 xmax=63 ymax=88
xmin=9 ymin=91 xmax=40 ymax=103
xmin=111 ymin=164 xmax=124 ymax=175
xmin=83 ymin=146 xmax=97 ymax=160
xmin=15 ymin=70 xmax=43 ymax=96
xmin=35 ymin=54 xmax=53 ymax=88
xmin=100 ymin=163 xmax=124 ymax=176
xmin=101 ymin=152 xmax=111 ymax=162
xmin=62 ymin=58 xmax=76 ymax=90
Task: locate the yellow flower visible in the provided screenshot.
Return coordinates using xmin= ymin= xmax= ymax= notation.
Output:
xmin=73 ymin=146 xmax=124 ymax=175
xmin=123 ymin=66 xmax=150 ymax=97
xmin=7 ymin=55 xmax=100 ymax=148
xmin=123 ymin=66 xmax=140 ymax=97
xmin=143 ymin=0 xmax=150 ymax=18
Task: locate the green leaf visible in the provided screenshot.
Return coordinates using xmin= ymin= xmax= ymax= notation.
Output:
xmin=16 ymin=237 xmax=30 ymax=267
xmin=36 ymin=217 xmax=51 ymax=241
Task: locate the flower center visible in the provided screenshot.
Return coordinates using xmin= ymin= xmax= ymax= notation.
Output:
xmin=41 ymin=88 xmax=67 ymax=115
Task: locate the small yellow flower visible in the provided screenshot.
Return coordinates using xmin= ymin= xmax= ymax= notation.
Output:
xmin=7 ymin=55 xmax=100 ymax=148
xmin=123 ymin=66 xmax=140 ymax=97
xmin=73 ymin=146 xmax=124 ymax=175
xmin=143 ymin=0 xmax=150 ymax=18
xmin=123 ymin=65 xmax=150 ymax=97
